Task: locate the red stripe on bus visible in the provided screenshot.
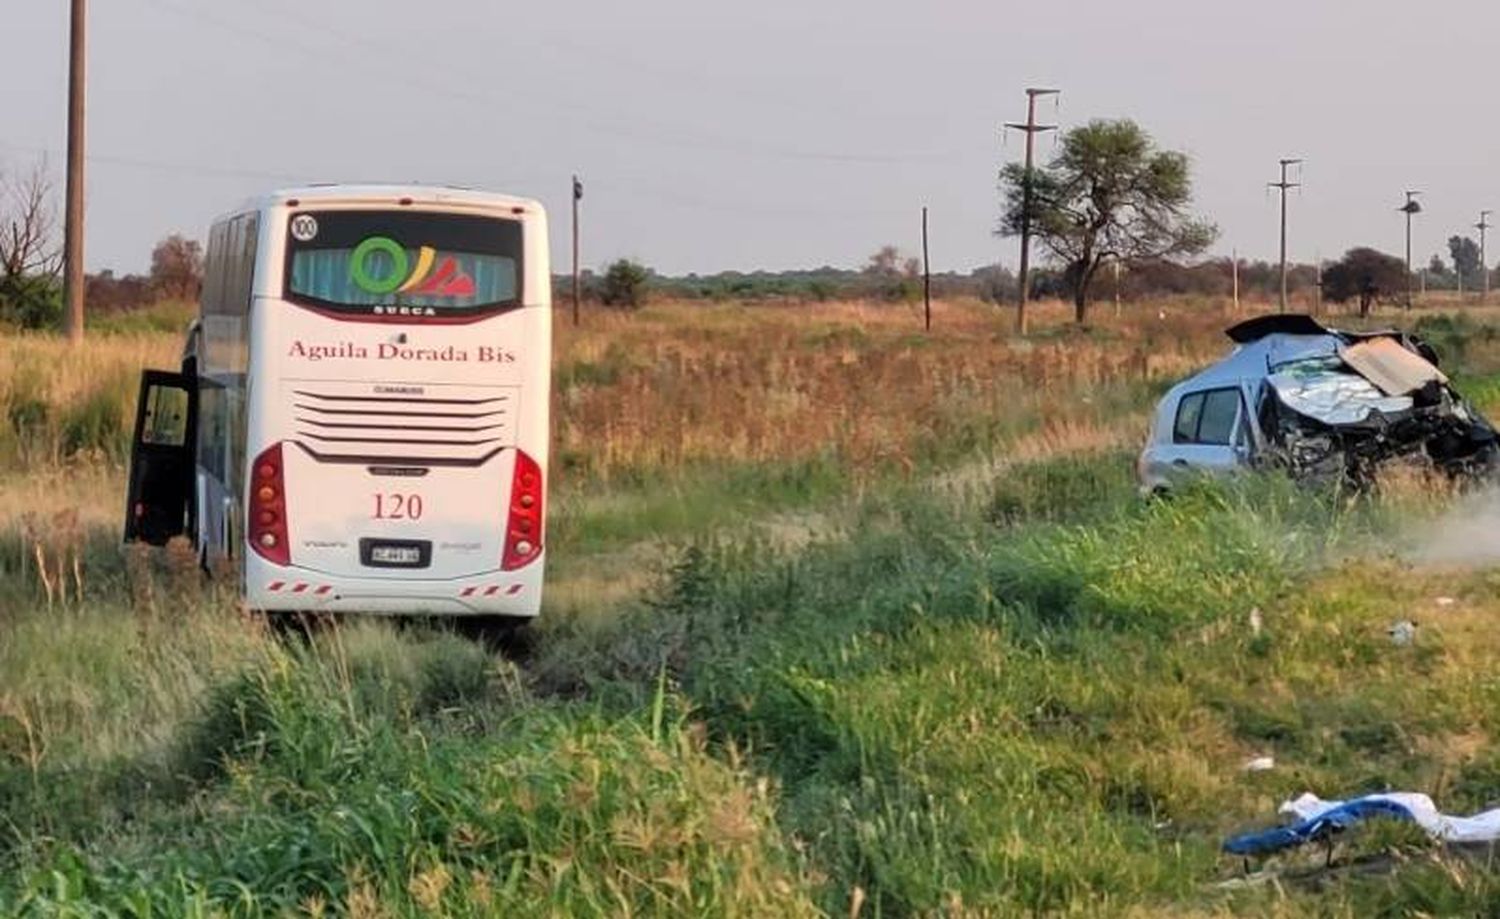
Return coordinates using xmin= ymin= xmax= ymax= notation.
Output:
xmin=268 ymin=581 xmax=285 ymax=591
xmin=506 ymin=584 xmax=523 ymax=595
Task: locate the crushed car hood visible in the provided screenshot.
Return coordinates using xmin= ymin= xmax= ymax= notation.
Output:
xmin=1267 ymin=359 xmax=1413 ymax=427
xmin=1226 ymin=314 xmax=1496 ymax=484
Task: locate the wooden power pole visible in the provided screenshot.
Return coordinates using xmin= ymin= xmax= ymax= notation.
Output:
xmin=1268 ymin=158 xmax=1301 ymax=312
xmin=1478 ymin=210 xmax=1492 ymax=304
xmin=570 ymin=175 xmax=581 ymax=326
xmin=921 ymin=206 xmax=931 ymax=331
xmin=63 ymin=0 xmax=87 ymax=343
xmin=1231 ymin=249 xmax=1240 ymax=313
xmin=1006 ymin=87 xmax=1058 ymax=335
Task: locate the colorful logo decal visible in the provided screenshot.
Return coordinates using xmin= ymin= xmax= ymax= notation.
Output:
xmin=349 ymin=236 xmax=476 ymax=298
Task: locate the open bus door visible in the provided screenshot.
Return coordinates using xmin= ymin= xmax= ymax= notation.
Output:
xmin=123 ymin=370 xmax=198 ymax=545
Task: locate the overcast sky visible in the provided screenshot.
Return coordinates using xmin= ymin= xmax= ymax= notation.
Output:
xmin=7 ymin=0 xmax=1500 ymax=276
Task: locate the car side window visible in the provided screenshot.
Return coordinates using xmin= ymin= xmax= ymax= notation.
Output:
xmin=1197 ymin=389 xmax=1241 ymax=445
xmin=1173 ymin=393 xmax=1205 ymax=443
xmin=1173 ymin=387 xmax=1241 ymax=446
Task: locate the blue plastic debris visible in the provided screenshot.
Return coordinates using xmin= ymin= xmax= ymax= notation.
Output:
xmin=1225 ymin=792 xmax=1500 ymax=857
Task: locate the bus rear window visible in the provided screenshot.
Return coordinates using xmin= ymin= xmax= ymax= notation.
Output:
xmin=284 ymin=210 xmax=522 ymax=319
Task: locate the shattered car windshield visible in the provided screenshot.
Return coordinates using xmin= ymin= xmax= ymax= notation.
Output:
xmin=1267 ymin=357 xmax=1414 ymax=427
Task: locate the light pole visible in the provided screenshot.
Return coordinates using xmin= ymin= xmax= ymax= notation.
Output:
xmin=1400 ymin=191 xmax=1422 ymax=310
xmin=1478 ymin=210 xmax=1492 ymax=304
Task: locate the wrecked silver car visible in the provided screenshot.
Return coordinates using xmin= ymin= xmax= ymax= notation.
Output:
xmin=1138 ymin=314 xmax=1499 ymax=492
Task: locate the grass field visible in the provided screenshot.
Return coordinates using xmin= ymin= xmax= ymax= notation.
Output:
xmin=6 ymin=297 xmax=1500 ymax=915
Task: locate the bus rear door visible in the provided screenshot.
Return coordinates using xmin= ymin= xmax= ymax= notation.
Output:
xmin=123 ymin=370 xmax=198 ymax=545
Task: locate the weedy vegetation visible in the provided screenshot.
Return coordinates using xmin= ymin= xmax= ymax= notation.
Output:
xmin=7 ymin=297 xmax=1500 ymax=915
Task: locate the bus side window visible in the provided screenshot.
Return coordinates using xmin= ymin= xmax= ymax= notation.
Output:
xmin=197 ymin=381 xmax=227 ymax=482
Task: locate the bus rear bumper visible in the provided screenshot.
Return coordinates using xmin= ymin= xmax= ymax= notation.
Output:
xmin=244 ymin=554 xmax=544 ymax=617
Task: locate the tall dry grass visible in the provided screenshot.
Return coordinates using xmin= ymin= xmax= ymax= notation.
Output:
xmin=551 ymin=297 xmax=1235 ymax=481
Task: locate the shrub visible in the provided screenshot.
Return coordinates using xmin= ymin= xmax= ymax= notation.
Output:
xmin=59 ymin=385 xmax=129 ymax=460
xmin=600 ymin=259 xmax=650 ymax=309
xmin=0 ymin=275 xmax=62 ymax=331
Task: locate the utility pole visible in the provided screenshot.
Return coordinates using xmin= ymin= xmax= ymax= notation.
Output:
xmin=921 ymin=206 xmax=931 ymax=332
xmin=63 ymin=0 xmax=87 ymax=344
xmin=1006 ymin=87 xmax=1059 ymax=335
xmin=1313 ymin=252 xmax=1323 ymax=316
xmin=1232 ymin=248 xmax=1240 ymax=313
xmin=1478 ymin=210 xmax=1492 ymax=304
xmin=571 ymin=175 xmax=582 ymax=326
xmin=1400 ymin=191 xmax=1422 ymax=311
xmin=1268 ymin=158 xmax=1301 ymax=312
xmin=1112 ymin=259 xmax=1121 ymax=318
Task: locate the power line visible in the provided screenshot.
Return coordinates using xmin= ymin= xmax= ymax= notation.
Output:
xmin=1 ymin=140 xmax=309 ymax=184
xmin=137 ymin=0 xmax=962 ymax=167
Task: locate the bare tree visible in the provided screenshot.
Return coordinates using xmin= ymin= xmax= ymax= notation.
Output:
xmin=865 ymin=245 xmax=902 ymax=276
xmin=0 ymin=160 xmax=62 ymax=282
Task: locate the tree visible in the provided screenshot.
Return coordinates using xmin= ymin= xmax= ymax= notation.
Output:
xmin=1322 ymin=247 xmax=1406 ymax=317
xmin=998 ymin=119 xmax=1216 ymax=323
xmin=864 ymin=245 xmax=901 ymax=277
xmin=599 ymin=259 xmax=650 ymax=309
xmin=0 ymin=160 xmax=62 ymax=329
xmin=1428 ymin=254 xmax=1451 ymax=285
xmin=971 ymin=264 xmax=1017 ymax=305
xmin=149 ymin=234 xmax=203 ymax=301
xmin=861 ymin=245 xmax=920 ymax=301
xmin=1449 ymin=235 xmax=1481 ymax=289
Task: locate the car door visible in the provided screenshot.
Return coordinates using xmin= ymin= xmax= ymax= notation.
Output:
xmin=1161 ymin=386 xmax=1248 ymax=482
xmin=123 ymin=370 xmax=199 ymax=545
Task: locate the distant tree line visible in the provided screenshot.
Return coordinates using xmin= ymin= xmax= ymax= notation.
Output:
xmin=555 ymin=253 xmax=1347 ymax=308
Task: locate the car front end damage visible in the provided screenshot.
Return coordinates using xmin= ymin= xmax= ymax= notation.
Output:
xmin=1251 ymin=323 xmax=1499 ymax=486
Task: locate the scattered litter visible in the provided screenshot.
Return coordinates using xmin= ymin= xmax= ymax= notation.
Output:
xmin=1225 ymin=791 xmax=1500 ymax=856
xmin=1388 ymin=620 xmax=1418 ymax=646
xmin=1242 ymin=755 xmax=1275 ymax=773
xmin=1435 ymin=596 xmax=1457 ymax=608
xmin=1248 ymin=607 xmax=1263 ymax=636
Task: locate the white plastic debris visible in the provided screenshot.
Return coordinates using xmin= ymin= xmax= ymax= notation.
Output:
xmin=1243 ymin=755 xmax=1275 ymax=772
xmin=1435 ymin=597 xmax=1456 ymax=608
xmin=1280 ymin=791 xmax=1500 ymax=845
xmin=1248 ymin=607 xmax=1263 ymax=636
xmin=1388 ymin=620 xmax=1418 ymax=646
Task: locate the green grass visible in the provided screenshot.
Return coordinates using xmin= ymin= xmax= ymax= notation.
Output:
xmin=9 ymin=315 xmax=1500 ymax=914
xmin=10 ymin=450 xmax=1500 ymax=915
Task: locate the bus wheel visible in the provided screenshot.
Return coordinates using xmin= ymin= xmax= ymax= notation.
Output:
xmin=260 ymin=610 xmax=332 ymax=644
xmin=455 ymin=616 xmax=534 ymax=657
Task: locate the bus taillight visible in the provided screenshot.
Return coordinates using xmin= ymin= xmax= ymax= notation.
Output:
xmin=249 ymin=443 xmax=291 ymax=566
xmin=502 ymin=450 xmax=543 ymax=570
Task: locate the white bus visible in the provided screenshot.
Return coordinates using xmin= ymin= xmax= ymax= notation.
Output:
xmin=124 ymin=185 xmax=551 ymax=622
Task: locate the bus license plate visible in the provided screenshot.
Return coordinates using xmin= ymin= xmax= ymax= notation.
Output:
xmin=371 ymin=545 xmax=421 ymax=565
xmin=360 ymin=538 xmax=431 ymax=568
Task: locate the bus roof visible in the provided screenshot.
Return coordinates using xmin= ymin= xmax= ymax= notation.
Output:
xmin=231 ymin=184 xmax=544 ymax=217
